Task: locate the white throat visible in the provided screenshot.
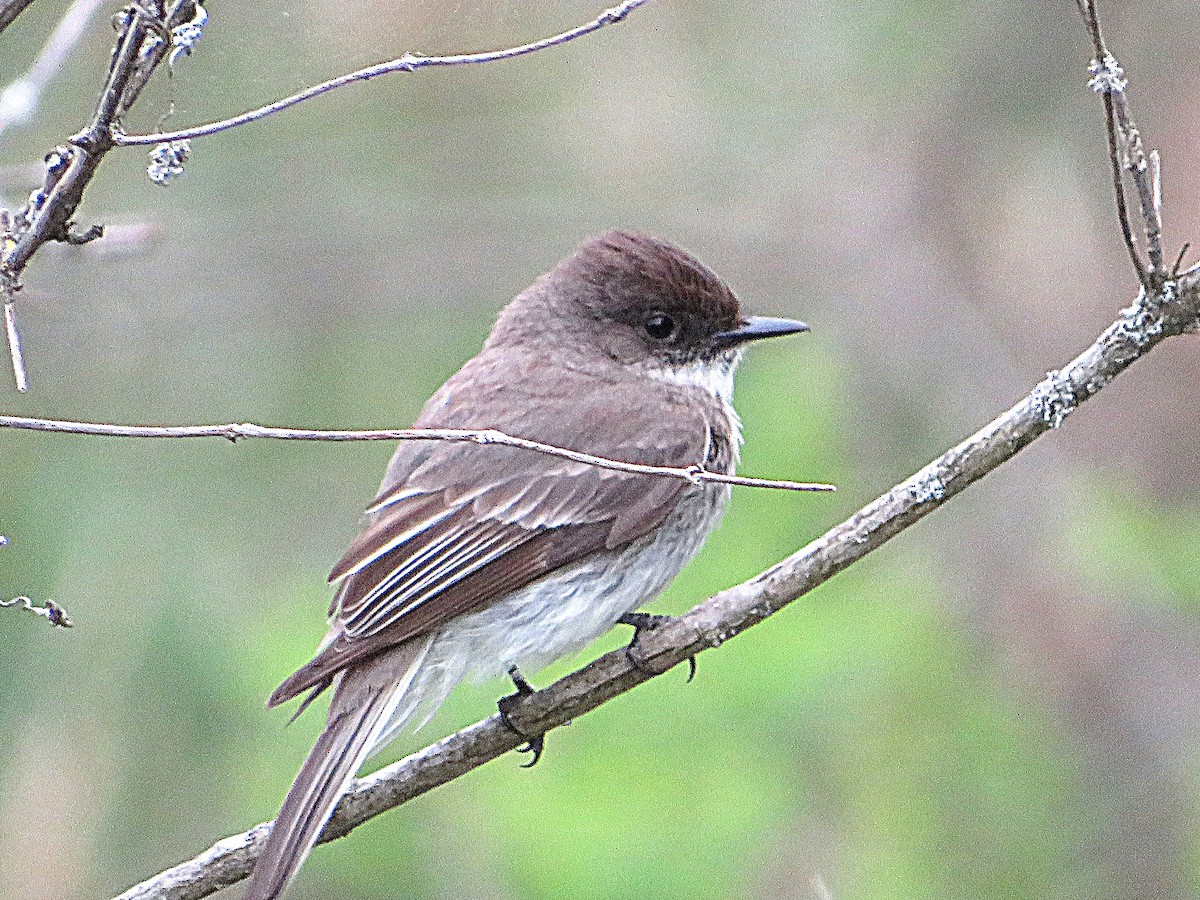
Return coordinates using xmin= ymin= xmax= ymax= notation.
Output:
xmin=652 ymin=350 xmax=742 ymax=405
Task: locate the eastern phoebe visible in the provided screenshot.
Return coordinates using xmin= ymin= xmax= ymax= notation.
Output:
xmin=245 ymin=231 xmax=809 ymax=899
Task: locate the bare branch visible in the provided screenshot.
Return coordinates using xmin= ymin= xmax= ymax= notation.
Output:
xmin=112 ymin=268 xmax=1200 ymax=900
xmin=111 ymin=0 xmax=654 ymax=146
xmin=0 ymin=415 xmax=836 ymax=494
xmin=0 ymin=3 xmax=200 ymax=392
xmin=1087 ymin=53 xmax=1144 ymax=283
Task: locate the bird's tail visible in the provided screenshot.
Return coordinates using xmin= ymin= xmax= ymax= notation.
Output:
xmin=244 ymin=637 xmax=431 ymax=900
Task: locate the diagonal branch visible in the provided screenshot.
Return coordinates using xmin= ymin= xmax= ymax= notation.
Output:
xmin=111 ymin=269 xmax=1200 ymax=900
xmin=112 ymin=0 xmax=654 ymax=146
xmin=0 ymin=416 xmax=836 ymax=494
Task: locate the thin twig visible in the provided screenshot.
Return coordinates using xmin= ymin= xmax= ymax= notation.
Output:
xmin=1172 ymin=241 xmax=1190 ymax=277
xmin=117 ymin=0 xmax=198 ymax=120
xmin=0 ymin=415 xmax=836 ymax=494
xmin=1081 ymin=3 xmax=1144 ymax=284
xmin=2 ymin=296 xmax=27 ymax=391
xmin=1 ymin=536 xmax=71 ymax=625
xmin=1080 ymin=0 xmax=1165 ymax=281
xmin=112 ymin=0 xmax=654 ymax=146
xmin=111 ymin=267 xmax=1200 ymax=900
xmin=1101 ymin=87 xmax=1145 ymax=283
xmin=0 ymin=595 xmax=72 ymax=627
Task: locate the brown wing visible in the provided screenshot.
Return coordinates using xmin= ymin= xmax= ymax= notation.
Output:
xmin=269 ymin=356 xmax=720 ymax=708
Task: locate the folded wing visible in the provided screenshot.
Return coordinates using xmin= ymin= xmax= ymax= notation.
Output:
xmin=269 ymin=366 xmax=720 ymax=708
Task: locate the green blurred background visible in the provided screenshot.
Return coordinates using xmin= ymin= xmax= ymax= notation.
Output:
xmin=3 ymin=1 xmax=1200 ymax=897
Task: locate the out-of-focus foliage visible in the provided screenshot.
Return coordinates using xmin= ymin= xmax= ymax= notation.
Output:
xmin=2 ymin=1 xmax=1200 ymax=898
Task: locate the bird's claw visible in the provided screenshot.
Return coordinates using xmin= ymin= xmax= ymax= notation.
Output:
xmin=498 ymin=665 xmax=547 ymax=767
xmin=617 ymin=611 xmax=697 ymax=682
xmin=515 ymin=734 xmax=545 ymax=768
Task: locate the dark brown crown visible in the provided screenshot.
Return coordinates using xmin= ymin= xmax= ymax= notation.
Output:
xmin=560 ymin=230 xmax=741 ymax=332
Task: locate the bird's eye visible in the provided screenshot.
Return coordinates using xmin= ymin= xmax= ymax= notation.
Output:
xmin=642 ymin=312 xmax=677 ymax=341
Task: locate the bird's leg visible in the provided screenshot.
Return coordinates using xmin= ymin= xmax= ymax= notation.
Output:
xmin=497 ymin=665 xmax=545 ymax=767
xmin=617 ymin=612 xmax=697 ymax=682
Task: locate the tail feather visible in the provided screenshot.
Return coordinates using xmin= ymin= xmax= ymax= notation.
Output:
xmin=244 ymin=638 xmax=431 ymax=900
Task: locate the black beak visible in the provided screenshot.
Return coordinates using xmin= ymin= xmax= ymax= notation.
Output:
xmin=714 ymin=316 xmax=810 ymax=347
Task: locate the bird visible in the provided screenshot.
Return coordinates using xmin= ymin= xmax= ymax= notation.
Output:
xmin=244 ymin=230 xmax=810 ymax=899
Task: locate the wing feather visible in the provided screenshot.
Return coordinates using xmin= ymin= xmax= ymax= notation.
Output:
xmin=345 ymin=523 xmax=521 ymax=637
xmin=330 ymin=493 xmax=452 ymax=583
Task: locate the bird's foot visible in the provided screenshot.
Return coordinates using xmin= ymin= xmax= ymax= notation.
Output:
xmin=497 ymin=665 xmax=546 ymax=768
xmin=617 ymin=612 xmax=697 ymax=682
